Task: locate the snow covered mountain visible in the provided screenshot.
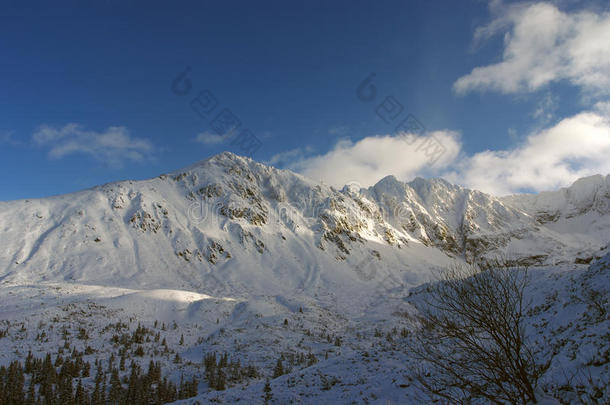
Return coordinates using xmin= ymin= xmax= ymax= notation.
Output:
xmin=1 ymin=152 xmax=607 ymax=297
xmin=0 ymin=152 xmax=608 ymax=404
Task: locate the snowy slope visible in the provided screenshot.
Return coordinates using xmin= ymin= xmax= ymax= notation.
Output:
xmin=1 ymin=152 xmax=607 ymax=294
xmin=502 ymin=174 xmax=610 ymax=264
xmin=0 ymin=152 xmax=608 ymax=404
xmin=1 ymin=153 xmax=460 ymax=316
xmin=171 ymin=252 xmax=610 ymax=405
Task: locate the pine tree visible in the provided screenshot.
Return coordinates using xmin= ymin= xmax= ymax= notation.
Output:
xmin=82 ymin=361 xmax=90 ymax=378
xmin=74 ymin=379 xmax=87 ymax=405
xmin=204 ymin=353 xmax=215 ymax=383
xmin=126 ymin=362 xmax=140 ymax=404
xmin=272 ymin=358 xmax=284 ymax=379
xmin=215 ymin=367 xmax=226 ymax=391
xmin=91 ymin=363 xmax=104 ymax=405
xmin=263 ymin=380 xmax=272 ymax=404
xmin=58 ymin=373 xmax=74 ymax=405
xmin=146 ymin=360 xmax=160 ymax=383
xmin=25 ymin=376 xmax=36 ymax=405
xmin=219 ymin=352 xmax=228 ymax=368
xmin=107 ymin=353 xmax=115 ymax=373
xmin=25 ymin=351 xmax=34 ymax=374
xmin=108 ymin=367 xmax=123 ymax=404
xmin=101 ymin=373 xmax=107 ymax=405
xmin=5 ymin=360 xmax=25 ymax=405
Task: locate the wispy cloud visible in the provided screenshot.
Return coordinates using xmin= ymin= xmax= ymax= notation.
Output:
xmin=455 ymin=2 xmax=610 ymax=97
xmin=267 ymin=146 xmax=315 ymax=168
xmin=194 ymin=131 xmax=227 ymax=145
xmin=33 ymin=123 xmax=154 ymax=168
xmin=532 ymin=92 xmax=558 ymax=124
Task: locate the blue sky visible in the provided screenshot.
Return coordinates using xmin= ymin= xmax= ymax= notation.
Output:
xmin=1 ymin=0 xmax=609 ymax=200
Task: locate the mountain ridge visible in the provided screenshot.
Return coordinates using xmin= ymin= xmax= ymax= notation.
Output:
xmin=1 ymin=152 xmax=608 ymax=303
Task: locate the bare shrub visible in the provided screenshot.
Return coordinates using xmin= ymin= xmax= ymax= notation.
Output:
xmin=407 ymin=260 xmax=548 ymax=404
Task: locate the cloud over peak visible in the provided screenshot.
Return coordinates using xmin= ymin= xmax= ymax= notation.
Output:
xmin=282 ymin=105 xmax=610 ymax=196
xmin=277 ymin=131 xmax=461 ymax=188
xmin=443 ymin=105 xmax=610 ymax=195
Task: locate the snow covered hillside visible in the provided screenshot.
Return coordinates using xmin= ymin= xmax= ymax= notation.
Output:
xmin=1 ymin=152 xmax=607 ymax=296
xmin=0 ymin=152 xmax=608 ymax=404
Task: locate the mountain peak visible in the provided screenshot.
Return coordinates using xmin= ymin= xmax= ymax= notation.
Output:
xmin=408 ymin=176 xmax=456 ymax=191
xmin=169 ymin=151 xmax=256 ymax=176
xmin=373 ymin=175 xmax=404 ymax=189
xmin=564 ymin=173 xmax=608 ymax=195
xmin=209 ymin=151 xmax=244 ymax=162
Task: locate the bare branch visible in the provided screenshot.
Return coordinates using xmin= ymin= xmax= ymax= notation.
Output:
xmin=406 ymin=259 xmax=547 ymax=404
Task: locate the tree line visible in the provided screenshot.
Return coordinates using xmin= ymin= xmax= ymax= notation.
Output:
xmin=0 ymin=351 xmax=198 ymax=405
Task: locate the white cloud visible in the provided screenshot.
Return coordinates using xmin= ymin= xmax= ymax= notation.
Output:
xmin=194 ymin=131 xmax=227 ymax=145
xmin=33 ymin=123 xmax=154 ymax=167
xmin=443 ymin=105 xmax=610 ymax=195
xmin=288 ymin=106 xmax=609 ymax=195
xmin=454 ymin=2 xmax=610 ymax=96
xmin=595 ymin=101 xmax=610 ymax=115
xmin=267 ymin=146 xmax=314 ymax=168
xmin=287 ymin=131 xmax=461 ymax=187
